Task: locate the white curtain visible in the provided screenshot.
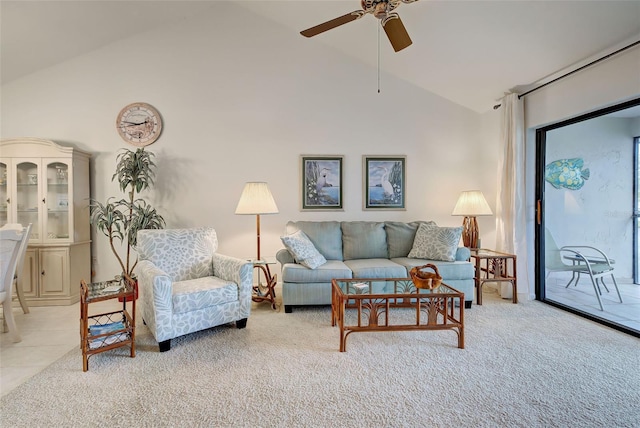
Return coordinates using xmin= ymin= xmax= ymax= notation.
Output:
xmin=495 ymin=93 xmax=528 ymax=299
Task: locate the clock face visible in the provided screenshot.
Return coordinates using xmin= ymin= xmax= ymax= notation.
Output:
xmin=116 ymin=102 xmax=163 ymax=146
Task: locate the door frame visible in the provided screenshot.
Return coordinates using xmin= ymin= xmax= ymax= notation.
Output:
xmin=634 ymin=136 xmax=640 ymax=284
xmin=534 ymin=97 xmax=640 ymax=337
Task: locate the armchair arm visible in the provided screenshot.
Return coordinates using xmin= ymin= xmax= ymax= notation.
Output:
xmin=212 ymin=253 xmax=254 ymax=317
xmin=276 ymin=248 xmax=295 ymax=265
xmin=455 ymin=247 xmax=471 ymax=261
xmin=137 ymin=259 xmax=174 ymax=342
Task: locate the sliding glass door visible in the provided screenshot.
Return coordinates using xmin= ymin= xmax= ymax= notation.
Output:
xmin=536 ymin=98 xmax=640 ymax=337
xmin=635 ymin=136 xmax=640 ymax=284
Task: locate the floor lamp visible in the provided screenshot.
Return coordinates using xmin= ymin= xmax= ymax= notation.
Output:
xmin=235 ymin=182 xmax=279 ymax=262
xmin=452 ymin=190 xmax=492 ymax=249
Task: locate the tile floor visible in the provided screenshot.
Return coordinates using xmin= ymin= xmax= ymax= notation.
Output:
xmin=2 ymin=282 xmax=639 ymax=398
xmin=1 ymin=299 xmax=120 ymax=397
xmin=544 ymin=277 xmax=640 ymax=332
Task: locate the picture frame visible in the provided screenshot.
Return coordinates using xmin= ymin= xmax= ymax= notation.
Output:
xmin=301 ymin=155 xmax=343 ymax=211
xmin=363 ymin=155 xmax=406 ymax=210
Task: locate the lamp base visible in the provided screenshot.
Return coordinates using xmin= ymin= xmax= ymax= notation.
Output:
xmin=461 ymin=216 xmax=479 ymax=249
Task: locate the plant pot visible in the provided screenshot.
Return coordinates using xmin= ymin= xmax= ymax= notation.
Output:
xmin=118 ymin=276 xmax=138 ymax=302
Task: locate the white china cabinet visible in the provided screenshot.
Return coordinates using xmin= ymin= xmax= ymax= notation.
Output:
xmin=0 ymin=138 xmax=91 ymax=305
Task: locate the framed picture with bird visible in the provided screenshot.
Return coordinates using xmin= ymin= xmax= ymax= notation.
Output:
xmin=363 ymin=155 xmax=406 ymax=210
xmin=301 ymin=155 xmax=343 ymax=211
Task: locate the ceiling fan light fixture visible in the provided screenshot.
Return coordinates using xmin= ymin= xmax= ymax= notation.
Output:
xmin=364 ymin=0 xmax=400 ymax=17
xmin=300 ymin=0 xmax=417 ymax=52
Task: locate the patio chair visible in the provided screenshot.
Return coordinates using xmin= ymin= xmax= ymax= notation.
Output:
xmin=545 ymin=228 xmax=622 ymax=311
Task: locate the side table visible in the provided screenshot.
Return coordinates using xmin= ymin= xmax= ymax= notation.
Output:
xmin=470 ymin=249 xmax=517 ymax=305
xmin=80 ymin=278 xmax=136 ymax=372
xmin=252 ymin=259 xmax=277 ymax=310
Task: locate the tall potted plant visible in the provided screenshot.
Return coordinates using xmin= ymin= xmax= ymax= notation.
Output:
xmin=90 ymin=148 xmax=165 ymax=281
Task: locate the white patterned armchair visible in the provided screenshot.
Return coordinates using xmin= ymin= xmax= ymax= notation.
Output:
xmin=137 ymin=227 xmax=253 ymax=352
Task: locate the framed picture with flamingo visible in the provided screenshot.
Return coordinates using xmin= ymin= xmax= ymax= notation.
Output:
xmin=301 ymin=155 xmax=343 ymax=211
xmin=363 ymin=155 xmax=406 ymax=210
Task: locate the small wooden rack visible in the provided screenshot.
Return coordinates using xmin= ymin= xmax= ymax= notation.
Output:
xmin=80 ymin=278 xmax=136 ymax=372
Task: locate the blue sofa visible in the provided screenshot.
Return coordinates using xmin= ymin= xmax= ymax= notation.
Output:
xmin=276 ymin=221 xmax=475 ymax=313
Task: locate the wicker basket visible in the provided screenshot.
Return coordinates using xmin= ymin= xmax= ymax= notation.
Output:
xmin=409 ymin=264 xmax=443 ymax=290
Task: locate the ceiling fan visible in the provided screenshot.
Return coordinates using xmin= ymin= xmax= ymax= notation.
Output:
xmin=300 ymin=0 xmax=419 ymax=52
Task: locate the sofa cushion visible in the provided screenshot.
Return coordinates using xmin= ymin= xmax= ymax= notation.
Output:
xmin=385 ymin=221 xmax=436 ymax=258
xmin=286 ymin=221 xmax=343 ymax=260
xmin=342 ymin=222 xmax=388 ymax=260
xmin=282 ymin=260 xmax=352 ymax=283
xmin=344 ymin=259 xmax=407 ymax=278
xmin=172 ymin=276 xmax=238 ymax=314
xmin=281 ymin=230 xmax=327 ymax=269
xmin=392 ymin=258 xmax=475 ymax=281
xmin=408 ymin=223 xmax=463 ymax=262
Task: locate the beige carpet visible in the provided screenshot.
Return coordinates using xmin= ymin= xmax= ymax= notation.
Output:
xmin=1 ymin=292 xmax=639 ymax=427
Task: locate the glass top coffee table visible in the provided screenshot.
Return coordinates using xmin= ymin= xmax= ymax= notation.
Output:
xmin=331 ymin=278 xmax=464 ymax=352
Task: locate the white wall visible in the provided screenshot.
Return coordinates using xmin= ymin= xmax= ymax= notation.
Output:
xmin=1 ymin=3 xmax=493 ymax=282
xmin=632 ymin=117 xmax=640 ymax=136
xmin=479 ymin=108 xmax=502 ymax=251
xmin=526 ymin=44 xmax=640 ymax=129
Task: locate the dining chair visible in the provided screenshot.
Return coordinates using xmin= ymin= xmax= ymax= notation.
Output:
xmin=1 ymin=223 xmax=32 ymax=314
xmin=1 ymin=227 xmax=29 ymax=342
xmin=545 ymin=228 xmax=622 ymax=311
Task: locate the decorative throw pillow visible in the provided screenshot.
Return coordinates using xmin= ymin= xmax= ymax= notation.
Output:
xmin=407 ymin=223 xmax=463 ymax=262
xmin=280 ymin=230 xmax=327 ymax=269
xmin=285 ymin=221 xmax=343 ymax=261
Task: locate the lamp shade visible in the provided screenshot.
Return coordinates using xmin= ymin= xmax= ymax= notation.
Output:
xmin=235 ymin=182 xmax=279 ymax=215
xmin=451 ymin=190 xmax=492 ymax=216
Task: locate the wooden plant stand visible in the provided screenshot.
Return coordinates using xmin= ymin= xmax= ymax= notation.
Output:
xmin=80 ymin=278 xmax=136 ymax=372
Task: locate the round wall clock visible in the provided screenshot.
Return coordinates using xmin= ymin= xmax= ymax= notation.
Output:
xmin=116 ymin=102 xmax=163 ymax=146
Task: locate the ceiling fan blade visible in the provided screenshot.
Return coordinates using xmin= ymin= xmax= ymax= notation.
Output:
xmin=382 ymin=14 xmax=412 ymax=52
xmin=301 ymin=11 xmax=365 ymax=37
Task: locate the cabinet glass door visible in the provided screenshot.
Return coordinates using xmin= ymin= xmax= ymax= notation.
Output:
xmin=45 ymin=161 xmax=70 ymax=240
xmin=16 ymin=161 xmax=40 ymax=240
xmin=0 ymin=162 xmax=7 ymax=224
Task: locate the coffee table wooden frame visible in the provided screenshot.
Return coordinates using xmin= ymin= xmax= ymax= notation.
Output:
xmin=331 ymin=278 xmax=464 ymax=352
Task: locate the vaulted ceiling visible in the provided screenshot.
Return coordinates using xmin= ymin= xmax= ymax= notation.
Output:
xmin=2 ymin=1 xmax=639 ymax=113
